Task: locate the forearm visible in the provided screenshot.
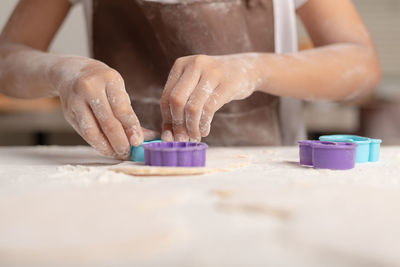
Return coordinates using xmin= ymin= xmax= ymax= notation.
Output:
xmin=0 ymin=42 xmax=91 ymax=99
xmin=0 ymin=42 xmax=59 ymax=98
xmin=252 ymin=43 xmax=381 ymax=101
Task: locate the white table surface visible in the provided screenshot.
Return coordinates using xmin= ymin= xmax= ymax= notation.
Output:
xmin=0 ymin=145 xmax=399 ymax=267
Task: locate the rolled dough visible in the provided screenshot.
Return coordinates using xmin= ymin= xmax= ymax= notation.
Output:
xmin=111 ymin=149 xmax=252 ymax=176
xmin=112 ymin=163 xmax=249 ymax=176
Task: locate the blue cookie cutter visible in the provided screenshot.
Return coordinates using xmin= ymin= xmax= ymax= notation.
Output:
xmin=319 ymin=135 xmax=382 ymax=163
xmin=130 ymin=139 xmax=162 ymax=162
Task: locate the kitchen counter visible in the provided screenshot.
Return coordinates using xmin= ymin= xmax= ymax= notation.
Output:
xmin=1 ymin=145 xmax=399 ymax=267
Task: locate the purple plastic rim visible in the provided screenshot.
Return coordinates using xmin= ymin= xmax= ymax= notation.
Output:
xmin=143 ymin=142 xmax=208 ymax=167
xmin=298 ymin=140 xmax=358 ymax=170
xmin=312 ymin=142 xmax=357 ymax=170
xmin=312 ymin=141 xmax=358 ymax=149
xmin=298 ymin=140 xmax=326 ymax=166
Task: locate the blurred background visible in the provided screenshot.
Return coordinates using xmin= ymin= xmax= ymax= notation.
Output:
xmin=0 ymin=0 xmax=399 ymax=146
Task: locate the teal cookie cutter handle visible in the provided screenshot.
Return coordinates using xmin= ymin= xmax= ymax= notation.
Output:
xmin=319 ymin=135 xmax=382 ymax=163
xmin=130 ymin=139 xmax=162 ymax=162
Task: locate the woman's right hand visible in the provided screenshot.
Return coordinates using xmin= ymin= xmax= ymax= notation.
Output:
xmin=53 ymin=56 xmax=157 ymax=160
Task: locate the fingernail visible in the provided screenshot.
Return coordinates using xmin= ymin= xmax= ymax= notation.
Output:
xmin=189 ymin=137 xmax=201 ymax=143
xmin=116 ymin=148 xmax=131 ymax=160
xmin=200 ymin=124 xmax=211 ymax=137
xmin=119 ymin=147 xmax=130 ymax=155
xmin=143 ymin=128 xmax=160 ymax=141
xmin=117 ymin=154 xmax=129 ymax=161
xmin=130 ymin=128 xmax=143 ymax=147
xmin=162 ymin=130 xmax=174 ymax=142
xmin=205 ymin=126 xmax=210 ymax=136
xmin=175 ymin=134 xmax=188 ymax=142
xmin=130 ymin=135 xmax=142 ymax=147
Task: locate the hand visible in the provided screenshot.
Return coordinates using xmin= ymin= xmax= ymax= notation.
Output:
xmin=160 ymin=54 xmax=261 ymax=142
xmin=53 ymin=56 xmax=158 ymax=160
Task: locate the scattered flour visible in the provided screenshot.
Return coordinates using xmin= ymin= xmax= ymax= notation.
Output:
xmin=52 ymin=165 xmax=132 ymax=185
xmin=2 ymin=146 xmax=400 ymax=266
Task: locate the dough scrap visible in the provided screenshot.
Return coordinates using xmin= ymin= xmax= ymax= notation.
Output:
xmin=112 ymin=163 xmax=249 ymax=177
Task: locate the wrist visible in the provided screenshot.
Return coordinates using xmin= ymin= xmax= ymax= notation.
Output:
xmin=48 ymin=55 xmax=92 ymax=96
xmin=246 ymin=53 xmax=272 ymax=94
xmin=232 ymin=53 xmax=271 ymax=94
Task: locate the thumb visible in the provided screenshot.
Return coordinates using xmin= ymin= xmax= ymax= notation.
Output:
xmin=142 ymin=127 xmax=161 ymax=141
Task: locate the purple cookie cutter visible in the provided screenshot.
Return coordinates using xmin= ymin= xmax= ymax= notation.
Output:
xmin=143 ymin=142 xmax=208 ymax=167
xmin=298 ymin=140 xmax=358 ymax=170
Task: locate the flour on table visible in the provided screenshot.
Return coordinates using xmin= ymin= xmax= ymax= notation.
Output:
xmin=52 ymin=165 xmax=131 ymax=185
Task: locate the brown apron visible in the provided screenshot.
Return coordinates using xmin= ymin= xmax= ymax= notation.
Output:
xmin=92 ymin=0 xmax=282 ymax=146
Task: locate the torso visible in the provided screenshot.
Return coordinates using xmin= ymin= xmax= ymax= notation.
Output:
xmin=73 ymin=0 xmax=307 ymax=145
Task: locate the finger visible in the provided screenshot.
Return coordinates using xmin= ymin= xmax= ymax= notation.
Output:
xmin=88 ymin=92 xmax=131 ymax=159
xmin=105 ymin=80 xmax=143 ymax=147
xmin=161 ymin=123 xmax=174 ymax=142
xmin=161 ymin=58 xmax=192 ymax=141
xmin=160 ymin=59 xmax=185 ymax=139
xmin=199 ymin=85 xmax=230 ymax=137
xmin=185 ymin=77 xmax=218 ymax=142
xmin=169 ymin=66 xmax=201 ymax=141
xmin=142 ymin=127 xmax=161 ymax=141
xmin=70 ymin=103 xmax=115 ymax=157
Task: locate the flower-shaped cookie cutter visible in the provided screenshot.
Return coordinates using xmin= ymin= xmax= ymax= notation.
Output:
xmin=130 ymin=139 xmax=162 ymax=162
xmin=319 ymin=135 xmax=382 ymax=163
xmin=298 ymin=140 xmax=358 ymax=170
xmin=143 ymin=142 xmax=208 ymax=167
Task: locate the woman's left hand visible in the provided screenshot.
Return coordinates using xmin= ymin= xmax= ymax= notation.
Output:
xmin=160 ymin=54 xmax=262 ymax=142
